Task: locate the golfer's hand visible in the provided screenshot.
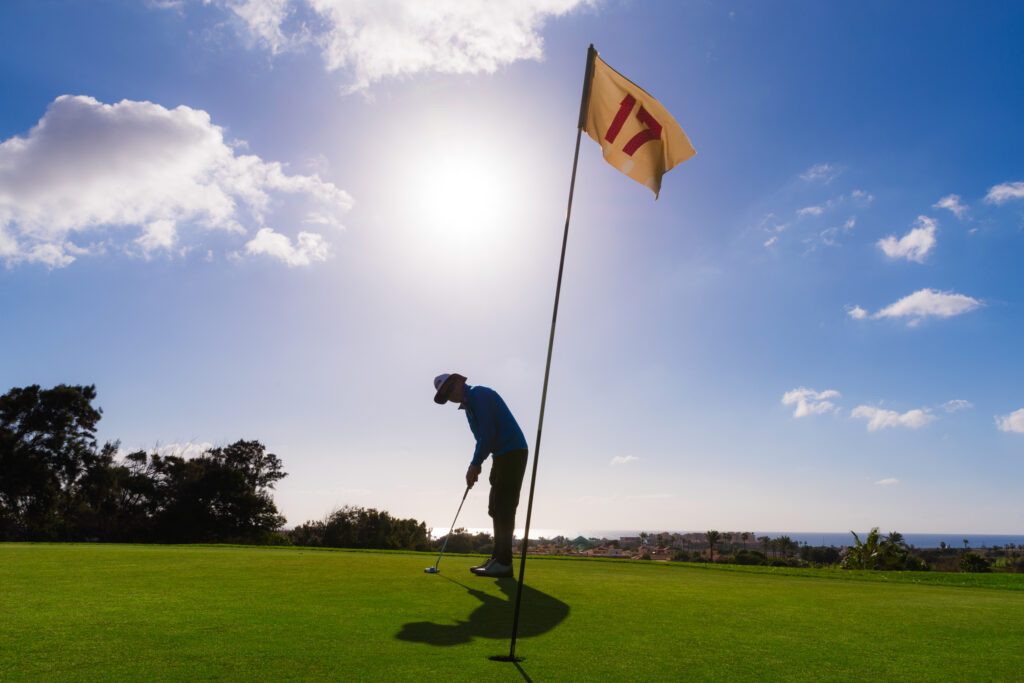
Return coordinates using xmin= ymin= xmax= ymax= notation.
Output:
xmin=466 ymin=465 xmax=482 ymax=488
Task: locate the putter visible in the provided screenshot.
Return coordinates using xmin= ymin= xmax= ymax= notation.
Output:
xmin=425 ymin=485 xmax=470 ymax=574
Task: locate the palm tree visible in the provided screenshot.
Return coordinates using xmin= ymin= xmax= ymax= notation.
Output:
xmin=759 ymin=536 xmax=771 ymax=558
xmin=886 ymin=531 xmax=905 ymax=547
xmin=741 ymin=532 xmax=750 ymax=547
xmin=882 ymin=531 xmax=912 ymax=569
xmin=777 ymin=535 xmax=795 ymax=558
xmin=705 ymin=530 xmax=721 ymax=562
xmin=844 ymin=528 xmax=883 ymax=569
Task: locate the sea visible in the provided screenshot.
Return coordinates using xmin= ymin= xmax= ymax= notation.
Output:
xmin=453 ymin=528 xmax=1024 ymax=549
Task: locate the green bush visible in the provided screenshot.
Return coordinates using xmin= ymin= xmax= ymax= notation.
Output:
xmin=960 ymin=552 xmax=992 ymax=573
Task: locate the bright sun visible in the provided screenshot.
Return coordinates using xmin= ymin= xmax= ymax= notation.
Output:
xmin=400 ymin=140 xmax=526 ymax=260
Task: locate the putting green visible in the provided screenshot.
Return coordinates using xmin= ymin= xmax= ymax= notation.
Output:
xmin=2 ymin=544 xmax=1022 ymax=680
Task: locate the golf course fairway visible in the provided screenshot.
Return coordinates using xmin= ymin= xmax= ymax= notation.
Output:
xmin=2 ymin=544 xmax=1022 ymax=681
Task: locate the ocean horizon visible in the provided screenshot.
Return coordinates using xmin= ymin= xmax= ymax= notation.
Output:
xmin=448 ymin=528 xmax=1024 ymax=549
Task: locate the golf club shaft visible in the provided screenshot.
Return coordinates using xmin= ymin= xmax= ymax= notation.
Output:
xmin=433 ymin=485 xmax=470 ymax=568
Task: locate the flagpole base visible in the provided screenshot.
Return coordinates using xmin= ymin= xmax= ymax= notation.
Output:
xmin=489 ymin=655 xmax=524 ymax=663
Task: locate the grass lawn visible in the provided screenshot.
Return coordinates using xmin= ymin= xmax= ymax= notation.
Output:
xmin=2 ymin=544 xmax=1023 ymax=681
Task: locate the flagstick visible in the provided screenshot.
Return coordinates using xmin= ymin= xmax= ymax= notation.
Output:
xmin=492 ymin=44 xmax=597 ymax=665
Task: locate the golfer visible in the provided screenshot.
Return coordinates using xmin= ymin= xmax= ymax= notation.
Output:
xmin=434 ymin=373 xmax=528 ymax=578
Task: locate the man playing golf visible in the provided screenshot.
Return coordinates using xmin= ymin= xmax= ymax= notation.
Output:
xmin=434 ymin=373 xmax=528 ymax=578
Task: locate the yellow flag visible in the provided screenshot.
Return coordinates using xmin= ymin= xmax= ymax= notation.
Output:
xmin=583 ymin=52 xmax=695 ymax=198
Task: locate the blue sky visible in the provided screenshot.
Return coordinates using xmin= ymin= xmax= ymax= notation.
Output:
xmin=2 ymin=1 xmax=1022 ymax=535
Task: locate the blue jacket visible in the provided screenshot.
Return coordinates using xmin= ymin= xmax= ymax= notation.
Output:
xmin=461 ymin=385 xmax=528 ymax=466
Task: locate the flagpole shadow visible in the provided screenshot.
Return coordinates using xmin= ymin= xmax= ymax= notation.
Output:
xmin=395 ymin=575 xmax=569 ymax=647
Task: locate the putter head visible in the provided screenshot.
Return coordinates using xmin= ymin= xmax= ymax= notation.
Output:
xmin=424 ymin=567 xmax=439 ymax=573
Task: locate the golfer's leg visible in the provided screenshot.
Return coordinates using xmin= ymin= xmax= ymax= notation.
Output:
xmin=488 ymin=464 xmax=504 ymax=563
xmin=493 ymin=450 xmax=528 ymax=567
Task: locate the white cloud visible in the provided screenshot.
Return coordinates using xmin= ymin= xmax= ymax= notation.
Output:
xmin=763 ymin=236 xmax=777 ymax=247
xmin=245 ymin=227 xmax=330 ymax=266
xmin=610 ymin=455 xmax=639 ymax=466
xmin=995 ymin=409 xmax=1024 ymax=433
xmin=933 ymin=194 xmax=967 ymax=219
xmin=757 ymin=212 xmax=789 ymax=234
xmin=209 ymin=0 xmax=592 ymax=92
xmin=800 ymin=163 xmax=839 ymax=183
xmin=874 ymin=478 xmax=899 ymax=486
xmin=851 ymin=405 xmax=936 ymax=431
xmin=872 ymin=288 xmax=982 ymax=326
xmin=797 ymin=205 xmax=823 ymax=217
xmin=941 ymin=399 xmax=972 ymax=413
xmin=877 ymin=216 xmax=937 ymax=263
xmin=228 ymin=0 xmax=293 ymax=54
xmin=136 ymin=219 xmax=178 ymax=256
xmin=985 ymin=181 xmax=1024 ymax=205
xmin=0 ymin=95 xmax=352 ymax=267
xmin=847 ymin=305 xmax=868 ymax=320
xmin=149 ymin=441 xmax=214 ymax=458
xmin=850 ymin=189 xmax=874 ymax=204
xmin=782 ymin=387 xmax=841 ymax=418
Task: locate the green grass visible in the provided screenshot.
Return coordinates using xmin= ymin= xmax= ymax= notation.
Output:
xmin=2 ymin=544 xmax=1024 ymax=681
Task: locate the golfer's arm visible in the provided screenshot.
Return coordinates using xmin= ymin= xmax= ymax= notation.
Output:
xmin=469 ymin=398 xmax=496 ymax=466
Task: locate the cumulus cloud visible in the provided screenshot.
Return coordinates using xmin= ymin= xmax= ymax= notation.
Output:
xmin=995 ymin=408 xmax=1024 ymax=433
xmin=851 ymin=405 xmax=936 ymax=431
xmin=0 ymin=95 xmax=352 ymax=267
xmin=800 ymin=163 xmax=839 ymax=183
xmin=245 ymin=227 xmax=330 ymax=266
xmin=877 ymin=216 xmax=937 ymax=263
xmin=206 ymin=0 xmax=591 ymax=92
xmin=782 ymin=387 xmax=841 ymax=418
xmin=871 ymin=288 xmax=982 ymax=326
xmin=797 ymin=205 xmax=823 ymax=217
xmin=941 ymin=399 xmax=972 ymax=413
xmin=874 ymin=478 xmax=899 ymax=486
xmin=933 ymin=194 xmax=967 ymax=219
xmin=985 ymin=181 xmax=1024 ymax=205
xmin=847 ymin=305 xmax=868 ymax=320
xmin=610 ymin=455 xmax=639 ymax=466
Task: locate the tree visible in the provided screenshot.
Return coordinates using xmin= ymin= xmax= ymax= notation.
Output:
xmin=289 ymin=505 xmax=430 ymax=551
xmin=843 ymin=528 xmax=924 ymax=571
xmin=843 ymin=528 xmax=883 ymax=570
xmin=705 ymin=530 xmax=721 ymax=562
xmin=145 ymin=440 xmax=287 ymax=543
xmin=741 ymin=532 xmax=750 ymax=547
xmin=758 ymin=536 xmax=771 ymax=558
xmin=777 ymin=535 xmax=796 ymax=558
xmin=733 ymin=549 xmax=766 ymax=565
xmin=0 ymin=384 xmax=105 ymax=540
xmin=959 ymin=552 xmax=992 ymax=573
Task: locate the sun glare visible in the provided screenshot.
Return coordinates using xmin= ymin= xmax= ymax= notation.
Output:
xmin=400 ymin=141 xmax=526 ymax=260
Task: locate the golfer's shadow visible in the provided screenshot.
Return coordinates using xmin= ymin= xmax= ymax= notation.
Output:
xmin=396 ymin=576 xmax=569 ymax=647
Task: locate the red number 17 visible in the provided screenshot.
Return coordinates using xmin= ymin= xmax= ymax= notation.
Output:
xmin=603 ymin=94 xmax=662 ymax=156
